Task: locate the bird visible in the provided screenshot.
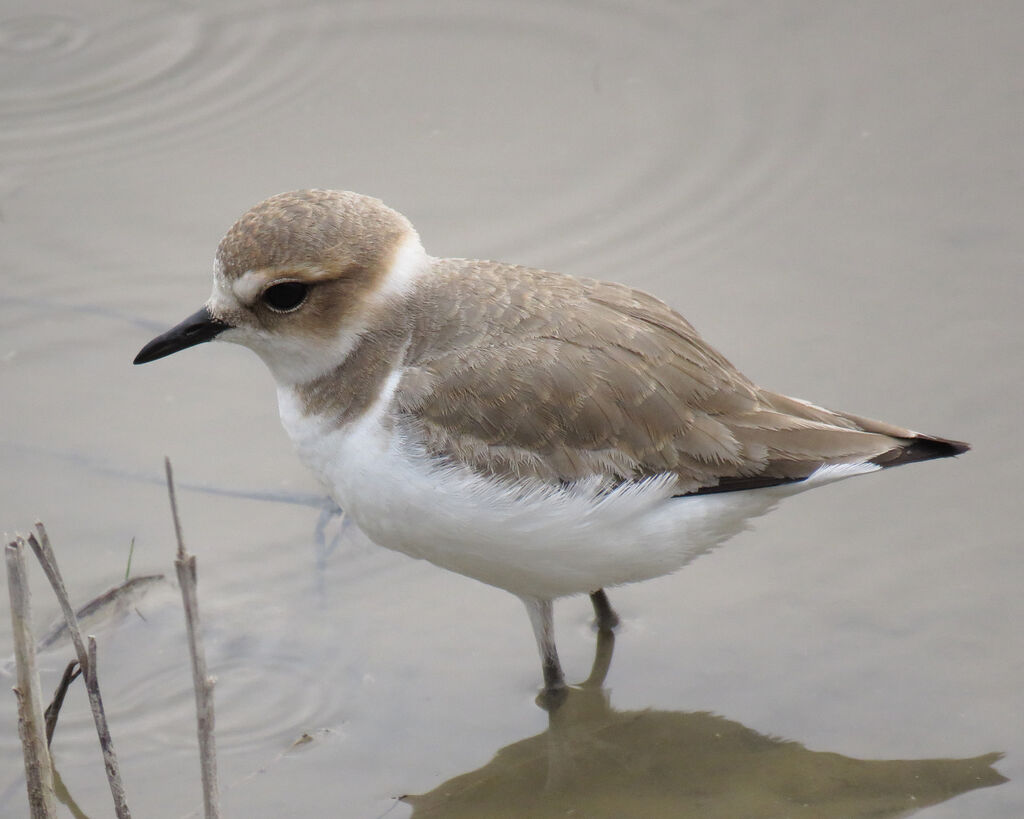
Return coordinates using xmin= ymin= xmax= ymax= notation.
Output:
xmin=134 ymin=189 xmax=968 ymax=699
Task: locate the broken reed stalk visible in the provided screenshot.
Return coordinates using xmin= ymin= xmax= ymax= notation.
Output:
xmin=6 ymin=538 xmax=58 ymax=818
xmin=44 ymin=659 xmax=83 ymax=746
xmin=165 ymin=457 xmax=220 ymax=819
xmin=25 ymin=523 xmax=131 ymax=819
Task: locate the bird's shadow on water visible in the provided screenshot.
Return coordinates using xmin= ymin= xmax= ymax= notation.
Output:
xmin=403 ymin=630 xmax=1008 ymax=818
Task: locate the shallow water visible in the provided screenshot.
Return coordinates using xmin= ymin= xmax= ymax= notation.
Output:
xmin=2 ymin=1 xmax=1022 ymax=816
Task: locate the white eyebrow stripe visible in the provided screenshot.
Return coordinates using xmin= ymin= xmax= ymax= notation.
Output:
xmin=232 ymin=270 xmax=266 ymax=305
xmin=231 ymin=265 xmax=342 ymax=306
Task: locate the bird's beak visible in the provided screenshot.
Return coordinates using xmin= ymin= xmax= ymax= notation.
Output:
xmin=133 ymin=306 xmax=229 ymax=365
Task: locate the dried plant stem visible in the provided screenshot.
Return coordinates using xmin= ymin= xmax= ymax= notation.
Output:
xmin=26 ymin=523 xmax=131 ymax=819
xmin=6 ymin=538 xmax=57 ymax=818
xmin=165 ymin=457 xmax=220 ymax=819
xmin=44 ymin=659 xmax=83 ymax=746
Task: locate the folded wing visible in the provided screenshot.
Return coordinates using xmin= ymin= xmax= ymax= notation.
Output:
xmin=396 ymin=261 xmax=966 ymax=494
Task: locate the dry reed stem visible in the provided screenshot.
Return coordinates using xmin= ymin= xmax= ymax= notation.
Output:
xmin=5 ymin=538 xmax=57 ymax=818
xmin=165 ymin=457 xmax=220 ymax=819
xmin=26 ymin=523 xmax=131 ymax=819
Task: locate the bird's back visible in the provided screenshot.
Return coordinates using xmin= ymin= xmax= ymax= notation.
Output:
xmin=391 ymin=259 xmax=966 ymax=496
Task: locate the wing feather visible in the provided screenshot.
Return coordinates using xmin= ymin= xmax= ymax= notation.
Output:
xmin=394 ymin=260 xmax=951 ymax=493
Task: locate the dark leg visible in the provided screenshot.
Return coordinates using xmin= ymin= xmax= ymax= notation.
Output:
xmin=521 ymin=597 xmax=567 ymax=700
xmin=589 ymin=588 xmax=620 ymax=631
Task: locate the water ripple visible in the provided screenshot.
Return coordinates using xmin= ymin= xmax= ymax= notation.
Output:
xmin=1 ymin=0 xmax=849 ymax=277
xmin=111 ymin=647 xmax=348 ymax=755
xmin=0 ymin=1 xmax=335 ymax=172
xmin=0 ymin=13 xmax=90 ymax=56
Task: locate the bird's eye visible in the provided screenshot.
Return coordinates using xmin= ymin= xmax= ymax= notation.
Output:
xmin=262 ymin=281 xmax=309 ymax=312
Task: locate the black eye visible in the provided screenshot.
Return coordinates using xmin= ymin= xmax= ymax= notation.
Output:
xmin=262 ymin=281 xmax=309 ymax=312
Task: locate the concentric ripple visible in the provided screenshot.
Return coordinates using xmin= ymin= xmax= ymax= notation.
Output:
xmin=2 ymin=0 xmax=850 ymax=278
xmin=109 ymin=646 xmax=349 ymax=755
xmin=30 ymin=588 xmax=356 ymax=760
xmin=0 ymin=0 xmax=335 ymax=173
xmin=0 ymin=13 xmax=89 ymax=56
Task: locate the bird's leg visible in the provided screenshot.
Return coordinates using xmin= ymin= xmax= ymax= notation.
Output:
xmin=589 ymin=588 xmax=620 ymax=631
xmin=313 ymin=497 xmax=346 ymax=560
xmin=521 ymin=596 xmax=567 ymax=702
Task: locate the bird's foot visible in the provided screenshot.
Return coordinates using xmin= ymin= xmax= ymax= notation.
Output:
xmin=535 ymin=681 xmax=569 ymax=712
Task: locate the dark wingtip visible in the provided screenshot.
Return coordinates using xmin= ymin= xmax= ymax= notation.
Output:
xmin=680 ymin=433 xmax=969 ymax=498
xmin=873 ymin=435 xmax=970 ymax=468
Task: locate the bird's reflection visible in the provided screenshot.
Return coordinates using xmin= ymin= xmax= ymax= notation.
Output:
xmin=405 ymin=630 xmax=1006 ymax=817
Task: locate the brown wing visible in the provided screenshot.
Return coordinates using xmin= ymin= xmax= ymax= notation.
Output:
xmin=395 ymin=260 xmax=964 ymax=494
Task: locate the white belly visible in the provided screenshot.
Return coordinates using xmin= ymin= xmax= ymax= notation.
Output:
xmin=277 ymin=385 xmax=876 ymax=599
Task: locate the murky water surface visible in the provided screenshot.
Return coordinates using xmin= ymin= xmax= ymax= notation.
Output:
xmin=2 ymin=1 xmax=1021 ymax=816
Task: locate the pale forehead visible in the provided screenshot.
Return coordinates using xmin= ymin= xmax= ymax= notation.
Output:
xmin=208 ymin=256 xmax=242 ymax=314
xmin=209 ymin=257 xmax=278 ymax=315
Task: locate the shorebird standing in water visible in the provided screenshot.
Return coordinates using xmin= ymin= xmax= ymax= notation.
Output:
xmin=135 ymin=189 xmax=967 ymax=699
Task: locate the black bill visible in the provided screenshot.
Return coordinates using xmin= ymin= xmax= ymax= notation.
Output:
xmin=133 ymin=306 xmax=229 ymax=364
